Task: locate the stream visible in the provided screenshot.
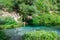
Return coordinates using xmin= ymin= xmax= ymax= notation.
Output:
xmin=2 ymin=26 xmax=60 ymax=40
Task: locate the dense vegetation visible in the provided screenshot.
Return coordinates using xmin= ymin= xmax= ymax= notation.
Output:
xmin=0 ymin=0 xmax=60 ymax=40
xmin=22 ymin=30 xmax=59 ymax=40
xmin=0 ymin=16 xmax=23 ymax=29
xmin=32 ymin=13 xmax=60 ymax=26
xmin=0 ymin=31 xmax=9 ymax=40
xmin=0 ymin=0 xmax=60 ymax=28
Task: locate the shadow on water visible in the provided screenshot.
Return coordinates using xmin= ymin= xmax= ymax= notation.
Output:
xmin=1 ymin=26 xmax=60 ymax=40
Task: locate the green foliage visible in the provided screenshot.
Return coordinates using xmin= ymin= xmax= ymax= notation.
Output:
xmin=22 ymin=0 xmax=35 ymax=5
xmin=57 ymin=35 xmax=60 ymax=40
xmin=0 ymin=0 xmax=58 ymax=13
xmin=0 ymin=0 xmax=13 ymax=11
xmin=0 ymin=16 xmax=23 ymax=29
xmin=35 ymin=0 xmax=57 ymax=13
xmin=0 ymin=0 xmax=35 ymax=12
xmin=23 ymin=30 xmax=58 ymax=40
xmin=19 ymin=4 xmax=37 ymax=16
xmin=57 ymin=0 xmax=60 ymax=13
xmin=0 ymin=31 xmax=9 ymax=40
xmin=0 ymin=16 xmax=17 ymax=25
xmin=0 ymin=0 xmax=59 ymax=26
xmin=32 ymin=13 xmax=60 ymax=26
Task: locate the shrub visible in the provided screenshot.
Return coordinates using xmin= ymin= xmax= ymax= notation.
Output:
xmin=0 ymin=31 xmax=9 ymax=40
xmin=0 ymin=16 xmax=23 ymax=29
xmin=19 ymin=4 xmax=37 ymax=15
xmin=22 ymin=30 xmax=58 ymax=40
xmin=35 ymin=0 xmax=57 ymax=13
xmin=0 ymin=0 xmax=36 ymax=12
xmin=0 ymin=16 xmax=17 ymax=25
xmin=0 ymin=0 xmax=13 ymax=11
xmin=32 ymin=13 xmax=60 ymax=26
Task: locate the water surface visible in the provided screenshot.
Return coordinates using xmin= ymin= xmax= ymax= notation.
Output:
xmin=2 ymin=26 xmax=60 ymax=40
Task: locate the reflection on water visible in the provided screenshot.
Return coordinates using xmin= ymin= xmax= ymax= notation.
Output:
xmin=2 ymin=26 xmax=60 ymax=40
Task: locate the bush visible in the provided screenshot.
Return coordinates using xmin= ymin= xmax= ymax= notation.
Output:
xmin=0 ymin=0 xmax=13 ymax=11
xmin=0 ymin=16 xmax=17 ymax=25
xmin=32 ymin=13 xmax=60 ymax=26
xmin=0 ymin=31 xmax=9 ymax=40
xmin=22 ymin=30 xmax=58 ymax=40
xmin=0 ymin=0 xmax=36 ymax=12
xmin=0 ymin=16 xmax=23 ymax=29
xmin=35 ymin=0 xmax=57 ymax=13
xmin=19 ymin=4 xmax=37 ymax=15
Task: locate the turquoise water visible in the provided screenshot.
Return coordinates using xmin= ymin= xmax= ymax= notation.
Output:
xmin=2 ymin=26 xmax=60 ymax=40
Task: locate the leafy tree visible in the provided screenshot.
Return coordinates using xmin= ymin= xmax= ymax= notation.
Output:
xmin=57 ymin=0 xmax=60 ymax=13
xmin=35 ymin=0 xmax=57 ymax=13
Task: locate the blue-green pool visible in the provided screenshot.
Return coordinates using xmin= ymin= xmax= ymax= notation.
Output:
xmin=2 ymin=26 xmax=60 ymax=40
